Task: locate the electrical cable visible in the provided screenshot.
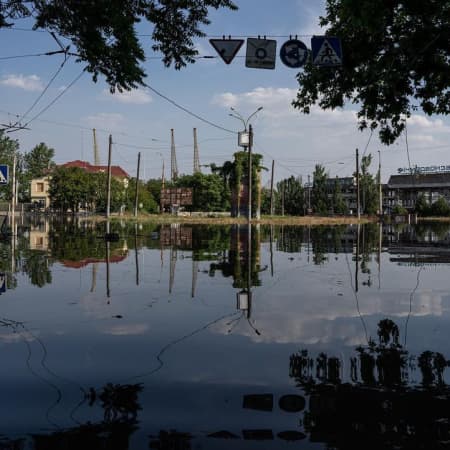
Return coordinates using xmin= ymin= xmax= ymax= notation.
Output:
xmin=146 ymin=84 xmax=237 ymax=135
xmin=21 ymin=68 xmax=87 ymax=129
xmin=12 ymin=56 xmax=69 ymax=128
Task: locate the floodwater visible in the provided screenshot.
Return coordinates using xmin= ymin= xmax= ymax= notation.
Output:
xmin=1 ymin=217 xmax=450 ymax=449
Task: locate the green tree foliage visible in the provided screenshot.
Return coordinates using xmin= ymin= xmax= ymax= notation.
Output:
xmin=0 ymin=1 xmax=237 ymax=91
xmin=23 ymin=142 xmax=55 ymax=179
xmin=0 ymin=131 xmax=21 ymax=201
xmin=276 ymin=176 xmax=304 ymax=216
xmin=430 ymin=197 xmax=450 ymax=216
xmin=124 ymin=178 xmax=158 ymax=213
xmin=360 ymin=154 xmax=378 ymax=215
xmin=49 ymin=166 xmax=93 ymax=212
xmin=312 ymin=164 xmax=329 ymax=215
xmin=260 ymin=187 xmax=272 ymax=215
xmin=293 ymin=0 xmax=450 ymax=144
xmin=145 ymin=178 xmax=164 ymax=206
xmin=21 ymin=142 xmax=55 ymax=202
xmin=330 ymin=177 xmax=348 ymax=214
xmin=176 ymin=172 xmax=229 ymax=211
xmin=415 ymin=193 xmax=429 ymax=215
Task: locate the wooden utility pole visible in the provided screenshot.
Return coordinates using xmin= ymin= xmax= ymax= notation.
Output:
xmin=193 ymin=128 xmax=200 ymax=174
xmin=270 ymin=160 xmax=275 ymax=215
xmin=93 ymin=128 xmax=100 ymax=165
xmin=356 ymin=148 xmax=360 ymax=220
xmin=170 ymin=129 xmax=178 ymax=181
xmin=134 ymin=151 xmax=141 ymax=217
xmin=106 ymin=135 xmax=112 ymax=220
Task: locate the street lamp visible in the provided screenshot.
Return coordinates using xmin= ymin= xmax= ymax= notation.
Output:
xmin=229 ymin=106 xmax=263 ymax=220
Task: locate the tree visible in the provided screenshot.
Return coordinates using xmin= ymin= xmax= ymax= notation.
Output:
xmin=276 ymin=176 xmax=304 ymax=216
xmin=415 ymin=193 xmax=430 ymax=215
xmin=312 ymin=164 xmax=329 ymax=215
xmin=176 ymin=172 xmax=230 ymax=211
xmin=0 ymin=131 xmax=21 ymax=201
xmin=21 ymin=142 xmax=55 ymax=202
xmin=359 ymin=154 xmax=378 ymax=215
xmin=23 ymin=142 xmax=55 ymax=179
xmin=0 ymin=1 xmax=237 ymax=92
xmin=331 ymin=177 xmax=348 ymax=214
xmin=430 ymin=197 xmax=450 ymax=216
xmin=293 ymin=0 xmax=450 ymax=144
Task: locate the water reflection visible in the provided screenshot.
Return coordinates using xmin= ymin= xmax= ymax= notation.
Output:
xmin=0 ymin=219 xmax=450 ymax=448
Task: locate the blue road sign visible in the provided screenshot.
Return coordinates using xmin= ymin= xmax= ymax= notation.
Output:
xmin=0 ymin=273 xmax=5 ymax=294
xmin=311 ymin=36 xmax=342 ymax=67
xmin=280 ymin=39 xmax=308 ymax=68
xmin=0 ymin=165 xmax=8 ymax=185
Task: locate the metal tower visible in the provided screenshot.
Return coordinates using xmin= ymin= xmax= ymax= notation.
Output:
xmin=193 ymin=127 xmax=201 ymax=174
xmin=92 ymin=128 xmax=100 ymax=165
xmin=170 ymin=129 xmax=178 ymax=181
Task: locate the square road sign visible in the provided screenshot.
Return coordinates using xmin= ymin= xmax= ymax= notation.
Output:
xmin=0 ymin=165 xmax=8 ymax=185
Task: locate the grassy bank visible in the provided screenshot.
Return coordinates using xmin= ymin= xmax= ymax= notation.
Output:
xmin=101 ymin=213 xmax=377 ymax=226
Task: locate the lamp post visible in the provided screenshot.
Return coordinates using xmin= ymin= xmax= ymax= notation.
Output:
xmin=229 ymin=106 xmax=263 ymax=220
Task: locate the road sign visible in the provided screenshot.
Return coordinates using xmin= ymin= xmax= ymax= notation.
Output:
xmin=0 ymin=165 xmax=8 ymax=185
xmin=209 ymin=38 xmax=244 ymax=64
xmin=280 ymin=39 xmax=308 ymax=68
xmin=245 ymin=38 xmax=277 ymax=69
xmin=311 ymin=36 xmax=342 ymax=67
xmin=0 ymin=273 xmax=5 ymax=294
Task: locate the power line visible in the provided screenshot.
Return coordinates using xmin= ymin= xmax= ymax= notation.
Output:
xmin=146 ymin=84 xmax=237 ymax=135
xmin=16 ymin=69 xmax=85 ymax=129
xmin=12 ymin=56 xmax=70 ymax=128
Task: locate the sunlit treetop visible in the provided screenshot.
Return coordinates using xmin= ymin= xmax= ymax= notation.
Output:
xmin=293 ymin=0 xmax=450 ymax=144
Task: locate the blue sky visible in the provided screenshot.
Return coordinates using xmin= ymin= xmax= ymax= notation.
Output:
xmin=1 ymin=0 xmax=449 ymax=185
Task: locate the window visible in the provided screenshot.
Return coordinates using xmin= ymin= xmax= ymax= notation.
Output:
xmin=36 ymin=182 xmax=45 ymax=193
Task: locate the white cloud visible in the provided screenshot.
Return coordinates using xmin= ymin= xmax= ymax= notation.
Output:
xmin=103 ymin=323 xmax=149 ymax=336
xmin=83 ymin=112 xmax=125 ymax=130
xmin=102 ymin=88 xmax=152 ymax=105
xmin=0 ymin=74 xmax=44 ymax=92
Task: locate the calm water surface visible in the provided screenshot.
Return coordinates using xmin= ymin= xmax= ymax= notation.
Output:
xmin=1 ymin=218 xmax=450 ymax=449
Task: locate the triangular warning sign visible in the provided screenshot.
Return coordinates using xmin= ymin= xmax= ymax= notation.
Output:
xmin=313 ymin=38 xmax=341 ymax=66
xmin=0 ymin=169 xmax=6 ymax=184
xmin=209 ymin=39 xmax=244 ymax=64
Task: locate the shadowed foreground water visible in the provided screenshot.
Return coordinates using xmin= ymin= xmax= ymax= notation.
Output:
xmin=1 ymin=218 xmax=450 ymax=449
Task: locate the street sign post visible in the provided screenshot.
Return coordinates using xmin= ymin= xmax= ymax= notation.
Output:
xmin=311 ymin=36 xmax=343 ymax=67
xmin=280 ymin=39 xmax=308 ymax=68
xmin=209 ymin=38 xmax=244 ymax=64
xmin=0 ymin=165 xmax=8 ymax=185
xmin=245 ymin=38 xmax=277 ymax=69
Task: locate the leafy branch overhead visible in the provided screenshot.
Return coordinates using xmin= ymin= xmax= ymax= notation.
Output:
xmin=293 ymin=0 xmax=450 ymax=144
xmin=0 ymin=0 xmax=237 ymax=92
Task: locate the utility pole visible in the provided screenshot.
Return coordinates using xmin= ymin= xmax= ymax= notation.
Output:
xmin=106 ymin=135 xmax=112 ymax=221
xmin=134 ymin=151 xmax=141 ymax=217
xmin=270 ymin=160 xmax=275 ymax=215
xmin=378 ymin=150 xmax=382 ymax=216
xmin=248 ymin=124 xmax=253 ymax=222
xmin=193 ymin=128 xmax=200 ymax=174
xmin=307 ymin=174 xmax=311 ymax=213
xmin=281 ymin=183 xmax=285 ymax=216
xmin=356 ymin=148 xmax=360 ymax=220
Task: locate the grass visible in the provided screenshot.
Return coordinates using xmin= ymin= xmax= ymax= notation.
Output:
xmin=101 ymin=213 xmax=377 ymax=226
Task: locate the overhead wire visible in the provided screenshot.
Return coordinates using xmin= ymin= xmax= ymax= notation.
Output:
xmin=146 ymin=83 xmax=237 ymax=135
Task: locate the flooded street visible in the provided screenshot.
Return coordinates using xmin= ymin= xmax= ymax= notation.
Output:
xmin=1 ymin=219 xmax=450 ymax=448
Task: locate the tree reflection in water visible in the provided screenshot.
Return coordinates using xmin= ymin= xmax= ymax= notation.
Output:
xmin=31 ymin=383 xmax=143 ymax=450
xmin=290 ymin=319 xmax=450 ymax=448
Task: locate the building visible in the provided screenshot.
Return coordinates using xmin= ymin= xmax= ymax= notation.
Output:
xmin=61 ymin=160 xmax=129 ymax=186
xmin=30 ymin=176 xmax=51 ymax=209
xmin=386 ymin=172 xmax=450 ymax=212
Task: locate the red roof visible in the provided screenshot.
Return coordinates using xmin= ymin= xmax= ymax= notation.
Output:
xmin=61 ymin=160 xmax=129 ymax=178
xmin=61 ymin=254 xmax=127 ymax=268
